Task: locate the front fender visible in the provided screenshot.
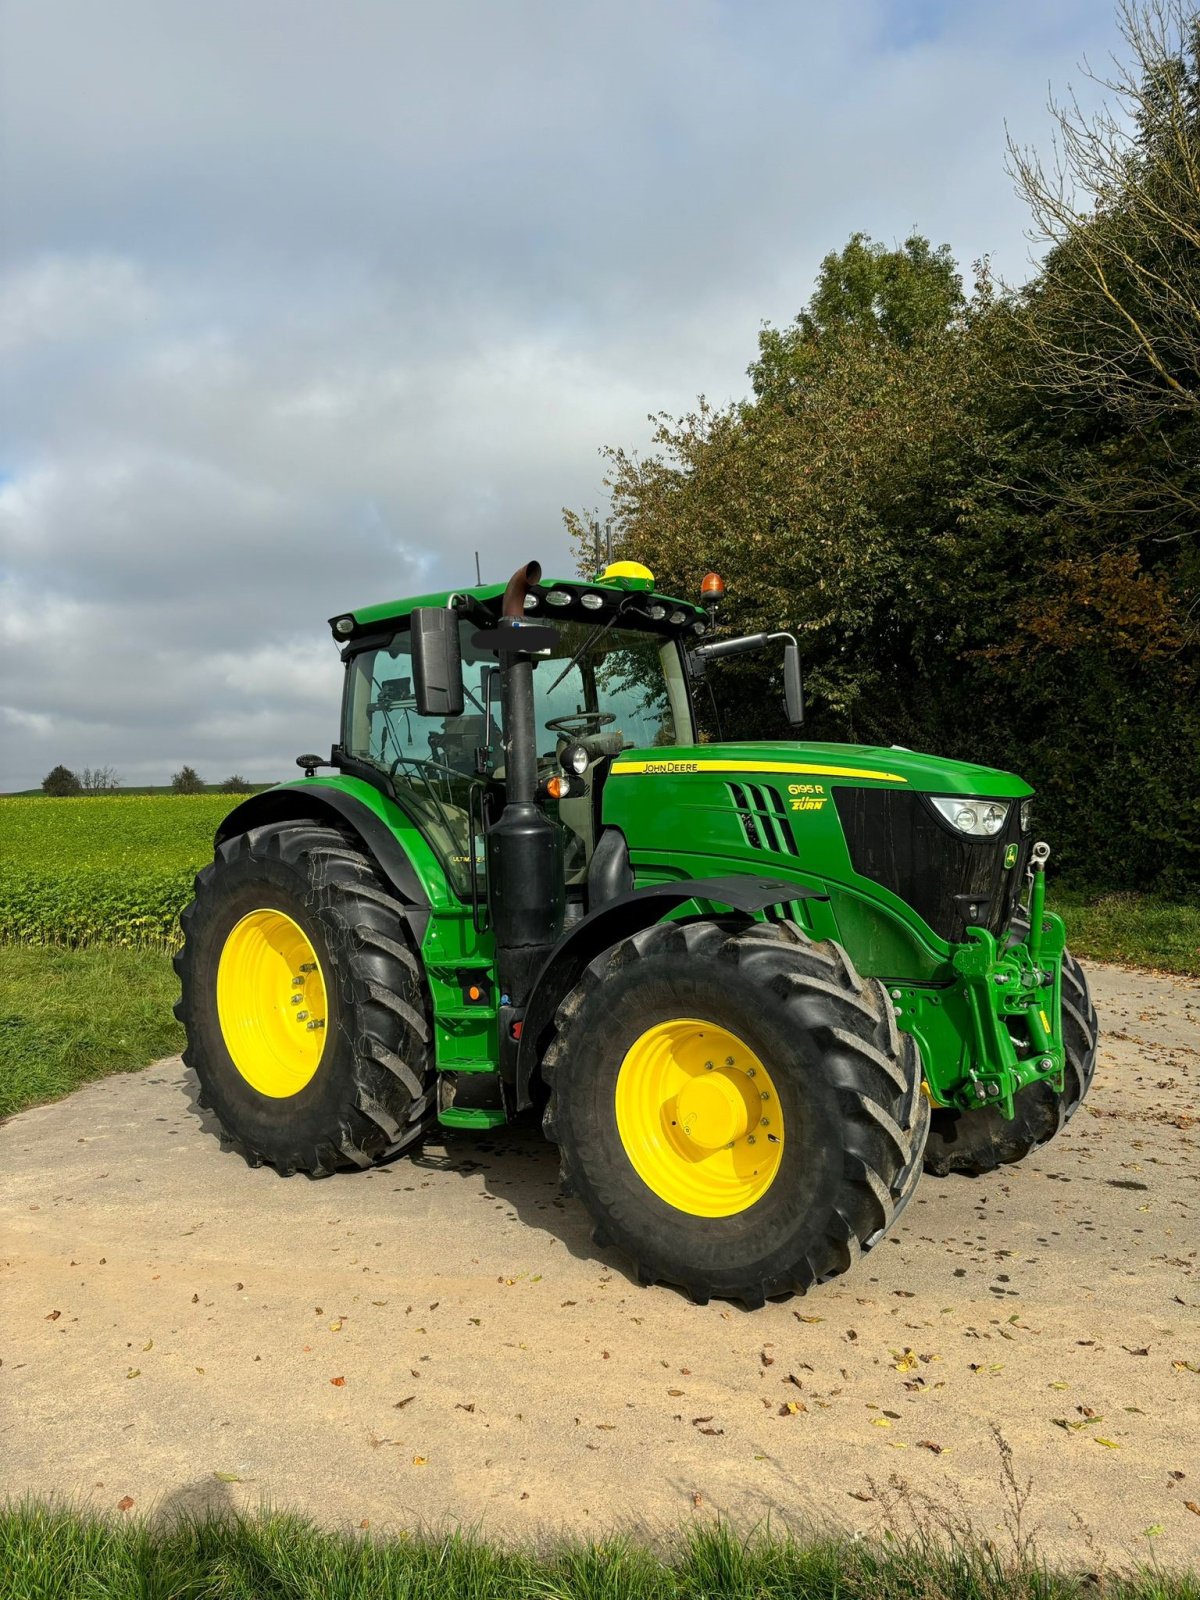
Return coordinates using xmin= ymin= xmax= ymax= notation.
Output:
xmin=511 ymin=874 xmax=826 ymax=1112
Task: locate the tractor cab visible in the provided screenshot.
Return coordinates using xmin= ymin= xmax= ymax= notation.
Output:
xmin=333 ymin=564 xmax=720 ymax=908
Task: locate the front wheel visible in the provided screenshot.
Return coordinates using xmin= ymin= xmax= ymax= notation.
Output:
xmin=542 ymin=919 xmax=929 ymax=1307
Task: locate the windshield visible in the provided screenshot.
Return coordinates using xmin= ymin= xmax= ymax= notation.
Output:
xmin=343 ymin=616 xmax=691 ymax=894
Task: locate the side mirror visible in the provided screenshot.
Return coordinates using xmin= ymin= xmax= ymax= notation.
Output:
xmin=410 ymin=608 xmax=464 ymax=717
xmin=784 ymin=640 xmax=804 ymax=726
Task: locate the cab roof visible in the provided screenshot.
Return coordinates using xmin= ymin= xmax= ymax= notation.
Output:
xmin=329 ymin=571 xmax=708 ymax=643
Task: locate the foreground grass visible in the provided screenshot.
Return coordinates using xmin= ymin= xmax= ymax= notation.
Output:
xmin=1 ymin=1507 xmax=1195 ymax=1600
xmin=0 ymin=944 xmax=183 ymax=1119
xmin=1055 ymin=886 xmax=1200 ymax=978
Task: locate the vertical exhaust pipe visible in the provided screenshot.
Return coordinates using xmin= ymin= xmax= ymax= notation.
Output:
xmin=488 ymin=561 xmax=564 ymax=1016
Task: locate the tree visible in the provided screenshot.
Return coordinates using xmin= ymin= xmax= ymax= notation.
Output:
xmin=171 ymin=765 xmax=204 ymax=794
xmin=750 ymin=232 xmax=964 ymax=405
xmin=220 ymin=774 xmax=252 ymax=793
xmin=41 ymin=764 xmax=82 ymax=796
xmin=1005 ymin=0 xmax=1200 ymax=539
xmin=79 ymin=765 xmax=120 ymax=792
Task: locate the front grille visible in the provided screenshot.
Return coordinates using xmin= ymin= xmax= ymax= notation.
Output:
xmin=728 ymin=782 xmax=799 ymax=857
xmin=833 ymin=788 xmax=1027 ymax=942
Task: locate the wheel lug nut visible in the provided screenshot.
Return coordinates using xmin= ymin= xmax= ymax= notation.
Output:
xmin=704 ymin=1060 xmax=714 ymax=1071
xmin=760 ymin=1118 xmax=769 ymax=1127
xmin=760 ymin=1091 xmax=769 ymax=1101
xmin=747 ymin=1135 xmax=756 ymax=1145
xmin=746 ymin=1067 xmax=756 ymax=1078
xmin=725 ymin=1056 xmax=735 ymax=1067
xmin=295 ymin=1011 xmax=309 ymax=1022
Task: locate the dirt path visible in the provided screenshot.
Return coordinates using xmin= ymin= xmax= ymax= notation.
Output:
xmin=1 ymin=963 xmax=1197 ymax=1565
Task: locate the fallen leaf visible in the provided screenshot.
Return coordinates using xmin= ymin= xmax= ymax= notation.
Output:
xmin=1094 ymin=1437 xmax=1120 ymax=1449
xmin=892 ymin=1349 xmax=918 ymax=1372
xmin=760 ymin=1351 xmax=775 ymax=1367
xmin=455 ymin=1402 xmax=476 ymax=1413
xmin=329 ymin=1319 xmax=343 ymax=1333
xmin=45 ymin=1310 xmax=61 ymax=1322
xmin=917 ymin=1440 xmax=943 ymax=1454
xmin=116 ymin=1496 xmax=134 ymax=1512
xmin=126 ymin=1368 xmax=140 ymax=1379
xmin=1123 ymin=1346 xmax=1150 ymax=1356
xmin=213 ymin=1472 xmax=242 ymax=1483
xmin=779 ymin=1401 xmax=806 ymax=1415
xmin=698 ymin=1427 xmax=724 ymax=1436
xmin=412 ymin=1456 xmax=426 ymax=1467
xmin=1185 ymin=1502 xmax=1200 ymax=1517
xmin=667 ymin=1388 xmax=685 ymax=1396
xmin=1172 ymin=1360 xmax=1200 ymax=1374
xmin=869 ymin=1417 xmax=891 ymax=1428
xmin=692 ymin=1415 xmax=714 ymax=1425
xmin=848 ymin=1490 xmax=873 ymax=1502
xmin=142 ymin=1340 xmax=153 ymax=1352
xmin=794 ymin=1314 xmax=823 ymax=1323
xmin=595 ymin=1423 xmax=616 ymax=1431
xmin=393 ymin=1396 xmax=415 ymax=1410
xmin=692 ymin=1493 xmax=703 ymax=1507
xmin=359 ymin=1519 xmax=370 ymax=1529
xmin=330 ymin=1376 xmax=346 ymax=1387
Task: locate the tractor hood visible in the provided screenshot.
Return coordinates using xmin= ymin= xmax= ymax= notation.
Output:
xmin=608 ymin=741 xmax=1033 ymax=799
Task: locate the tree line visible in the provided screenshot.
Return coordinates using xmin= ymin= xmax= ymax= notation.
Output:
xmin=568 ymin=1 xmax=1199 ymax=895
xmin=40 ymin=764 xmax=252 ymax=796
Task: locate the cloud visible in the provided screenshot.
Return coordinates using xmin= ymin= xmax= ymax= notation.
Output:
xmin=0 ymin=0 xmax=1122 ymax=788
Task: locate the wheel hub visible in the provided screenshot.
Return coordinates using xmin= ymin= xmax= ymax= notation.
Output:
xmin=614 ymin=1018 xmax=784 ymax=1217
xmin=216 ymin=908 xmax=329 ymax=1098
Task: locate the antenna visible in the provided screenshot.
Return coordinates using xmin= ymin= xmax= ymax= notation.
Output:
xmin=474 ymin=550 xmax=482 ymax=585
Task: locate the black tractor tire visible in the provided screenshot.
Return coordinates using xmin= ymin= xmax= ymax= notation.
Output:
xmin=174 ymin=821 xmax=435 ymax=1175
xmin=541 ymin=918 xmax=929 ymax=1307
xmin=923 ymin=915 xmax=1098 ymax=1178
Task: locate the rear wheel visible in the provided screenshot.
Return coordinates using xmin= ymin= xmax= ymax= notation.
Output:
xmin=174 ymin=821 xmax=434 ymax=1175
xmin=923 ymin=917 xmax=1098 ymax=1178
xmin=542 ymin=919 xmax=929 ymax=1306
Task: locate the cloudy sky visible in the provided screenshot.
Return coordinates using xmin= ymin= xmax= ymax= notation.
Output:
xmin=0 ymin=0 xmax=1122 ymax=790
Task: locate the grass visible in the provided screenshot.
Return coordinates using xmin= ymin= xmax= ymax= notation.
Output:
xmin=0 ymin=944 xmax=183 ymax=1120
xmin=0 ymin=793 xmax=230 ymax=947
xmin=1054 ymin=886 xmax=1200 ymax=978
xmin=0 ymin=1507 xmax=1195 ymax=1600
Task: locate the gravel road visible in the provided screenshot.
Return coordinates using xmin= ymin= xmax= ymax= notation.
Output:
xmin=1 ymin=962 xmax=1197 ymax=1566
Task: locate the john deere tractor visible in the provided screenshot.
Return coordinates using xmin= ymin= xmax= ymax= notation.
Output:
xmin=176 ymin=559 xmax=1098 ymax=1306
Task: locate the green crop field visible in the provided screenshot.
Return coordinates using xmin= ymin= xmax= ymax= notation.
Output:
xmin=0 ymin=795 xmax=231 ymax=949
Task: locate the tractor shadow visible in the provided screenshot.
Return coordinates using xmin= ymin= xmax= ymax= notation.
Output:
xmin=178 ymin=1064 xmax=639 ymax=1288
xmin=410 ymin=1119 xmax=642 ymax=1287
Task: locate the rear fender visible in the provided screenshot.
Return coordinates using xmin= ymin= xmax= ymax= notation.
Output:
xmin=215 ymin=782 xmax=431 ymax=939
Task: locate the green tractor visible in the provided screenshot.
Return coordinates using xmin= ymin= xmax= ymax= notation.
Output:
xmin=176 ymin=559 xmax=1098 ymax=1306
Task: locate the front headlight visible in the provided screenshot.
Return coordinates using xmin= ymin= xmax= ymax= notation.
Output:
xmin=930 ymin=796 xmax=1010 ymax=837
xmin=1020 ymin=799 xmax=1033 ymax=833
xmin=561 ymin=742 xmax=590 ymax=776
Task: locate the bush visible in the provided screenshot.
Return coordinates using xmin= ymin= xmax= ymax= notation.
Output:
xmin=171 ymin=765 xmax=204 ymax=794
xmin=220 ymin=774 xmax=252 ymax=793
xmin=41 ymin=765 xmax=81 ymax=797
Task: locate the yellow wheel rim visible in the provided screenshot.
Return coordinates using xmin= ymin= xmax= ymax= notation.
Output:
xmin=614 ymin=1018 xmax=784 ymax=1217
xmin=216 ymin=909 xmax=329 ymax=1098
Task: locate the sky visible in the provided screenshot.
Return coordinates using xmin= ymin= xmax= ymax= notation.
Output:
xmin=0 ymin=0 xmax=1124 ymax=791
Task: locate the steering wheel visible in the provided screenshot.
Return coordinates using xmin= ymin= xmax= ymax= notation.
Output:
xmin=545 ymin=712 xmax=616 ymax=738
